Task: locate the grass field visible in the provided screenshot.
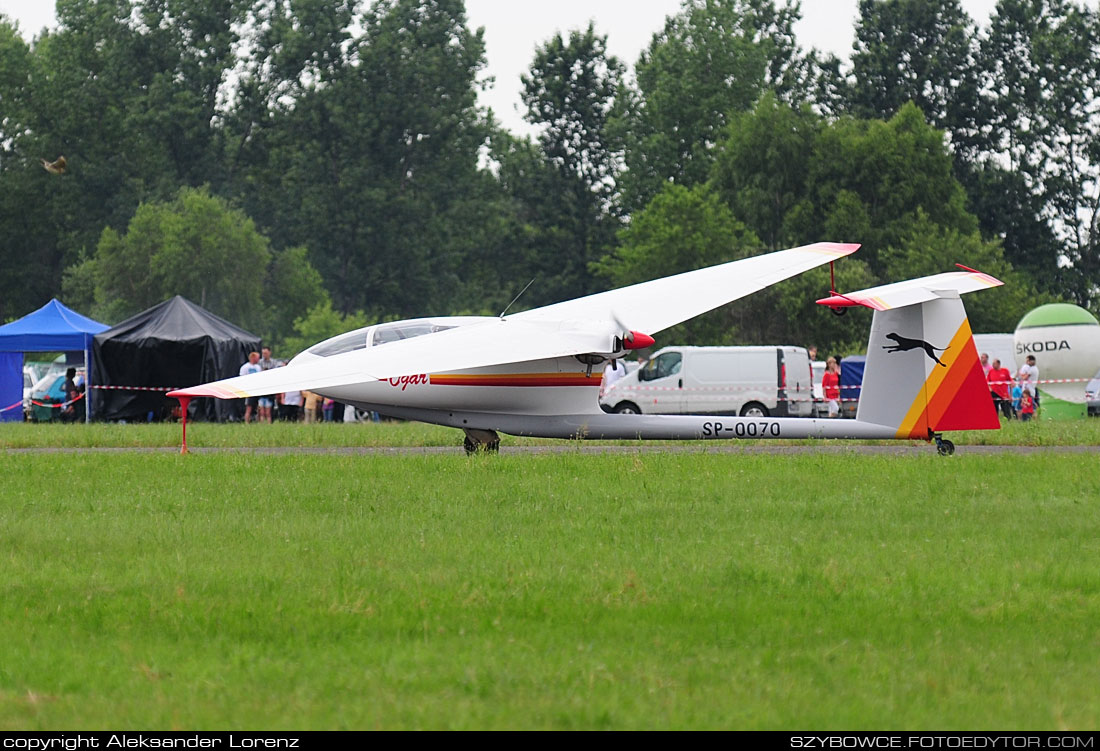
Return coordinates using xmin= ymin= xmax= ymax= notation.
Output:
xmin=1 ymin=449 xmax=1098 ymax=729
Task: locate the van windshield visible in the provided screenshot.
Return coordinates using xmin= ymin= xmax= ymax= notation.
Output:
xmin=639 ymin=352 xmax=682 ymax=381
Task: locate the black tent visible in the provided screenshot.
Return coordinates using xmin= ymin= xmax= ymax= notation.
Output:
xmin=92 ymin=296 xmax=261 ymax=421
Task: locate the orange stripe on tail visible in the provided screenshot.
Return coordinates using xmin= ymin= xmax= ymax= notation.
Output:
xmin=895 ymin=319 xmax=999 ymax=438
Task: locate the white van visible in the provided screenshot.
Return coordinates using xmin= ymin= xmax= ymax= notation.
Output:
xmin=600 ymin=346 xmax=813 ymax=417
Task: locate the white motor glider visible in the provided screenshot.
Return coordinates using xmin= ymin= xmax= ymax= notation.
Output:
xmin=168 ymin=243 xmax=1002 ymax=454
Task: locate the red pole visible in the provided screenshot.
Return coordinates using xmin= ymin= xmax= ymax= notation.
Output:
xmin=177 ymin=396 xmax=192 ymax=454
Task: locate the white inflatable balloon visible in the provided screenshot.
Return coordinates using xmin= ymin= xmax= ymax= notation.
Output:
xmin=1014 ymin=304 xmax=1100 ymax=406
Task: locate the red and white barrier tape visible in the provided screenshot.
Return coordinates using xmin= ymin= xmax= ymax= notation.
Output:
xmin=29 ymin=393 xmax=85 ymax=409
xmin=987 ymin=378 xmax=1089 ymax=385
xmin=607 ymin=377 xmax=1091 ymax=395
xmin=90 ymin=385 xmax=181 ymax=392
xmin=1 ymin=400 xmax=22 ymax=413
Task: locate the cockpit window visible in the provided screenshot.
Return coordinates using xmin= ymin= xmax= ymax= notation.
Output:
xmin=304 ymin=321 xmax=459 ymax=358
xmin=307 ymin=329 xmax=370 ymax=357
xmin=371 ymin=322 xmax=454 ymax=346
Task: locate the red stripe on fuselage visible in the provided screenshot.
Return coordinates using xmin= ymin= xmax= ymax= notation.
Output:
xmin=429 ymin=373 xmax=601 ymax=387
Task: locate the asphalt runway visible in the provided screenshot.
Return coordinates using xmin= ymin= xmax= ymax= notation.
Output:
xmin=4 ymin=444 xmax=1099 ymax=456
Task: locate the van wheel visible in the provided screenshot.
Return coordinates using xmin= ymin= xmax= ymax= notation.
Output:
xmin=740 ymin=402 xmax=769 ymax=418
xmin=614 ymin=402 xmax=641 ymax=414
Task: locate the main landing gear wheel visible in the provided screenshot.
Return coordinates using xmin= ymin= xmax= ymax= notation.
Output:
xmin=462 ymin=428 xmax=501 ymax=455
xmin=935 ymin=438 xmax=955 ymax=456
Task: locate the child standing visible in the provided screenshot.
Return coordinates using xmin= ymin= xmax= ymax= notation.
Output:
xmin=1019 ymin=388 xmax=1035 ymax=422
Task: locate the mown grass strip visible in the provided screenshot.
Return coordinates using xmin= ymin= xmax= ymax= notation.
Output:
xmin=1 ymin=452 xmax=1097 ymax=729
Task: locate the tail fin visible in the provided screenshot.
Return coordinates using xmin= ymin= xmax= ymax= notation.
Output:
xmin=818 ymin=270 xmax=1002 ymax=438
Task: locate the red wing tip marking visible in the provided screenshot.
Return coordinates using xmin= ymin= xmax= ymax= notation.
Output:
xmin=968 ymin=271 xmax=1004 ymax=287
xmin=168 ymin=386 xmax=235 ymax=399
xmin=816 ymin=242 xmax=861 ymax=254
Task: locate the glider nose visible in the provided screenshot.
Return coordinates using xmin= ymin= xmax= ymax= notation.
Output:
xmin=624 ymin=331 xmax=655 ymax=350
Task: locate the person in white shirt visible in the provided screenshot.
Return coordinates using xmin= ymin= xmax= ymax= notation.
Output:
xmin=600 ymin=359 xmax=626 ymax=409
xmin=238 ymin=351 xmax=261 ymax=423
xmin=1017 ymin=355 xmax=1039 ymax=411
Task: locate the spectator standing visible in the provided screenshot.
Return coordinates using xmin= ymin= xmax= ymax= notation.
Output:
xmin=601 ymin=360 xmax=625 ymax=399
xmin=302 ymin=390 xmax=320 ymax=423
xmin=239 ymin=352 xmax=261 ymax=423
xmin=980 ymin=353 xmax=991 ymax=379
xmin=258 ymin=347 xmax=277 ymax=423
xmin=1011 ymin=380 xmax=1023 ymax=419
xmin=987 ymin=358 xmax=1012 ymax=419
xmin=822 ymin=357 xmax=841 ymax=418
xmin=281 ymin=389 xmax=302 ymax=421
xmin=322 ymin=397 xmax=335 ymax=422
xmin=1017 ymin=355 xmax=1040 ymax=412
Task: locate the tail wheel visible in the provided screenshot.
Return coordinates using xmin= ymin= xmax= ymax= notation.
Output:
xmin=740 ymin=402 xmax=769 ymax=418
xmin=614 ymin=402 xmax=641 ymax=414
xmin=936 ymin=439 xmax=955 ymax=456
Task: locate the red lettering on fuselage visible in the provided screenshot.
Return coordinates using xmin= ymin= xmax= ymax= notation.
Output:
xmin=388 ymin=374 xmax=428 ymax=391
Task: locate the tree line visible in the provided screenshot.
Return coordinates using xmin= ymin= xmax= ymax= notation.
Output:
xmin=0 ymin=0 xmax=1096 ymax=355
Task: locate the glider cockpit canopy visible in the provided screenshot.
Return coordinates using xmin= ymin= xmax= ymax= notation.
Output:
xmin=294 ymin=316 xmax=494 ymax=362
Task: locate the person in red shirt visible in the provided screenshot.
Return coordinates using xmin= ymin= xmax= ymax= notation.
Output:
xmin=822 ymin=357 xmax=841 ymax=418
xmin=1019 ymin=388 xmax=1035 ymax=422
xmin=987 ymin=358 xmax=1012 ymax=419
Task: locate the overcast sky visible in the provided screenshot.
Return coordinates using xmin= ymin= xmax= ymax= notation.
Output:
xmin=0 ymin=0 xmax=1002 ymax=136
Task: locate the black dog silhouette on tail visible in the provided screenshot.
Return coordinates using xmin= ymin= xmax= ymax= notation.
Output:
xmin=883 ymin=333 xmax=948 ymax=367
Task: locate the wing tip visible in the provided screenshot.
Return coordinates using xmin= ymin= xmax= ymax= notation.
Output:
xmin=168 ymin=386 xmax=233 ymax=399
xmin=813 ymin=242 xmax=861 ymax=255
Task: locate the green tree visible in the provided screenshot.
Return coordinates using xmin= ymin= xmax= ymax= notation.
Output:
xmin=611 ymin=0 xmax=808 ymax=213
xmin=264 ymin=245 xmax=329 ymax=348
xmin=0 ymin=0 xmax=248 ymax=321
xmin=594 ymin=183 xmax=760 ymax=343
xmin=714 ymin=101 xmax=977 ymax=276
xmin=229 ymin=0 xmax=492 ymax=318
xmin=800 ymin=103 xmax=977 ymax=277
xmin=64 ymin=187 xmax=324 ymax=340
xmin=280 ymin=299 xmax=371 ymax=359
xmin=878 ymin=210 xmax=1049 ymax=332
xmin=977 ymin=0 xmax=1100 ymax=306
xmin=846 ymin=0 xmax=986 ymax=164
xmin=520 ymin=23 xmax=625 ymax=298
xmin=710 ymin=92 xmax=821 ymax=250
xmin=707 ymin=99 xmax=1038 ymax=345
xmin=0 ymin=16 xmax=41 ymax=321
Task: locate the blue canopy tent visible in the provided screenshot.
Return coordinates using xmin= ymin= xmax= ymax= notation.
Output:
xmin=0 ymin=300 xmax=108 ymax=422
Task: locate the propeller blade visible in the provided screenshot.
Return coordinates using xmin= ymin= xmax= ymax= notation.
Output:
xmin=611 ymin=310 xmax=634 ymax=343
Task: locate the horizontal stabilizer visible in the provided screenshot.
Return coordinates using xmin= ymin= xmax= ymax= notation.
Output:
xmin=817 ymin=270 xmax=1002 ymax=311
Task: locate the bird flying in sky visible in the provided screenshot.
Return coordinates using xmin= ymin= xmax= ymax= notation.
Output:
xmin=41 ymin=156 xmax=67 ymax=175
